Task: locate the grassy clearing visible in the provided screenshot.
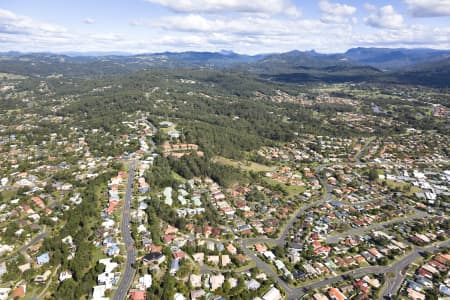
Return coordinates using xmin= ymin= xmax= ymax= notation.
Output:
xmin=91 ymin=247 xmax=106 ymax=263
xmin=263 ymin=177 xmax=306 ymax=197
xmin=384 ymin=180 xmax=410 ymax=191
xmin=235 ymin=260 xmax=256 ymax=272
xmin=409 ymin=186 xmax=422 ymax=196
xmin=0 ymin=72 xmax=27 ymax=80
xmin=213 ymin=156 xmax=276 ymax=173
xmin=23 ymin=286 xmax=41 ymax=300
xmin=160 ymin=125 xmax=177 ymax=134
xmin=203 ymin=260 xmax=256 ymax=273
xmin=0 ymin=189 xmax=17 ymax=201
xmin=284 ymin=185 xmax=307 ymax=197
xmin=172 ymin=171 xmax=186 ymax=182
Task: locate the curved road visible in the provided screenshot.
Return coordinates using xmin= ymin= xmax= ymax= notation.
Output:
xmin=237 ymin=164 xmax=337 ymax=299
xmin=383 ymin=240 xmax=450 ymax=298
xmin=326 ymin=210 xmax=428 ymax=244
xmin=113 ymin=161 xmax=137 ymax=300
xmin=0 ymin=231 xmax=49 ymax=263
xmin=241 ymin=237 xmax=450 ymax=300
xmin=234 ymin=138 xmax=448 ymax=300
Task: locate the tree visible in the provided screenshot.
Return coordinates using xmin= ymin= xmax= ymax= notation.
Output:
xmin=368 ymin=168 xmax=378 ymax=181
xmin=177 ymin=261 xmax=191 ymax=278
xmin=161 ymin=273 xmax=176 ymax=300
xmin=272 ymin=245 xmax=286 ymax=258
xmin=223 ymin=279 xmax=231 ymax=294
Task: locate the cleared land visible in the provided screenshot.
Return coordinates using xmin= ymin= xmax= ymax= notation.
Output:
xmin=213 ymin=156 xmax=277 ymax=173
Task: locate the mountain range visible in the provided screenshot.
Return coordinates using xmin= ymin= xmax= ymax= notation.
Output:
xmin=0 ymin=47 xmax=449 ymax=87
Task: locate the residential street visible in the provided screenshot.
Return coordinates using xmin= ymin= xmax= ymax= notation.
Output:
xmin=114 ymin=119 xmax=157 ymax=300
xmin=0 ymin=15 xmax=449 ymax=300
xmin=325 ymin=210 xmax=429 ymax=244
xmin=265 ymin=240 xmax=450 ymax=300
xmin=113 ymin=161 xmax=137 ymax=300
xmin=382 ymin=240 xmax=450 ymax=298
xmin=0 ymin=231 xmax=49 ymax=263
xmin=232 ymin=138 xmax=448 ymax=300
xmin=108 ymin=125 xmax=448 ymax=300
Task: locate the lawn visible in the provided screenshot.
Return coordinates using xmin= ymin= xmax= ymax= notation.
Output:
xmin=160 ymin=124 xmax=177 ymax=134
xmin=263 ymin=177 xmax=306 ymax=197
xmin=0 ymin=189 xmax=18 ymax=202
xmin=172 ymin=171 xmax=186 ymax=182
xmin=384 ymin=179 xmax=410 ymax=191
xmin=91 ymin=247 xmax=106 ymax=264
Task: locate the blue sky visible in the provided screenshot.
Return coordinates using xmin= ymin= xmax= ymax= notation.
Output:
xmin=0 ymin=0 xmax=449 ymax=53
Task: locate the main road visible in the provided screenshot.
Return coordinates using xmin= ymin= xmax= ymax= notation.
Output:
xmin=113 ymin=118 xmax=157 ymax=299
xmin=113 ymin=161 xmax=137 ymax=300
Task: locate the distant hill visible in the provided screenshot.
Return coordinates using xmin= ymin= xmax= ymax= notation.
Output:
xmin=344 ymin=47 xmax=450 ymax=70
xmin=0 ymin=51 xmax=264 ymax=77
xmin=237 ymin=50 xmax=382 ymax=83
xmin=148 ymin=51 xmax=265 ymax=68
xmin=244 ymin=50 xmax=348 ymax=71
xmin=382 ymin=57 xmax=450 ymax=87
xmin=236 ymin=49 xmax=449 ymax=87
xmin=0 ymin=48 xmax=448 ymax=88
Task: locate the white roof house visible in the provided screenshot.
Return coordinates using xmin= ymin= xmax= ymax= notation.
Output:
xmin=92 ymin=285 xmax=108 ymax=300
xmin=138 ymin=274 xmax=152 ymax=289
xmin=59 ymin=271 xmax=72 ymax=282
xmin=262 ymin=287 xmax=282 ymax=300
xmin=0 ymin=288 xmax=11 ymax=300
xmin=99 ymin=258 xmax=118 ymax=273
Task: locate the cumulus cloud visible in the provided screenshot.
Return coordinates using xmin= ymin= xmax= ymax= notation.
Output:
xmin=128 ymin=8 xmax=449 ymax=53
xmin=84 ymin=18 xmax=95 ymax=24
xmin=319 ymin=0 xmax=357 ymax=24
xmin=0 ymin=5 xmax=448 ymax=55
xmin=404 ymin=0 xmax=450 ymax=17
xmin=132 ymin=13 xmax=357 ymax=53
xmin=0 ymin=9 xmax=114 ymax=52
xmin=151 ymin=14 xmax=302 ymax=36
xmin=365 ymin=5 xmax=404 ymax=29
xmin=355 ymin=24 xmax=450 ymax=49
xmin=0 ymin=8 xmax=68 ymax=36
xmin=144 ymin=0 xmax=301 ymax=17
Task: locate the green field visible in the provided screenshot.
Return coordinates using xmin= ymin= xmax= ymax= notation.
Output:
xmin=213 ymin=156 xmax=277 ymax=173
xmin=263 ymin=177 xmax=306 ymax=197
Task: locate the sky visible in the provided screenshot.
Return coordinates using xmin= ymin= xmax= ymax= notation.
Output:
xmin=0 ymin=0 xmax=449 ymax=54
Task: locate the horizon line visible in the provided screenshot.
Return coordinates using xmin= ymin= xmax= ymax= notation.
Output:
xmin=1 ymin=47 xmax=450 ymax=57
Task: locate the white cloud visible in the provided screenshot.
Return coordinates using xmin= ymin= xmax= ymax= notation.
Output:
xmin=363 ymin=3 xmax=377 ymax=11
xmin=0 ymin=8 xmax=68 ymax=36
xmin=355 ymin=25 xmax=450 ymax=49
xmin=144 ymin=0 xmax=301 ymax=17
xmin=365 ymin=5 xmax=404 ymax=29
xmin=150 ymin=14 xmax=304 ymax=36
xmin=133 ymin=14 xmax=357 ymax=53
xmin=84 ymin=18 xmax=95 ymax=24
xmin=126 ymin=10 xmax=449 ymax=53
xmin=404 ymin=0 xmax=450 ymax=17
xmin=0 ymin=5 xmax=448 ymax=55
xmin=319 ymin=0 xmax=357 ymax=24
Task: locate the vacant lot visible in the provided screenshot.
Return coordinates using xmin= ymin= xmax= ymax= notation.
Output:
xmin=213 ymin=156 xmax=276 ymax=173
